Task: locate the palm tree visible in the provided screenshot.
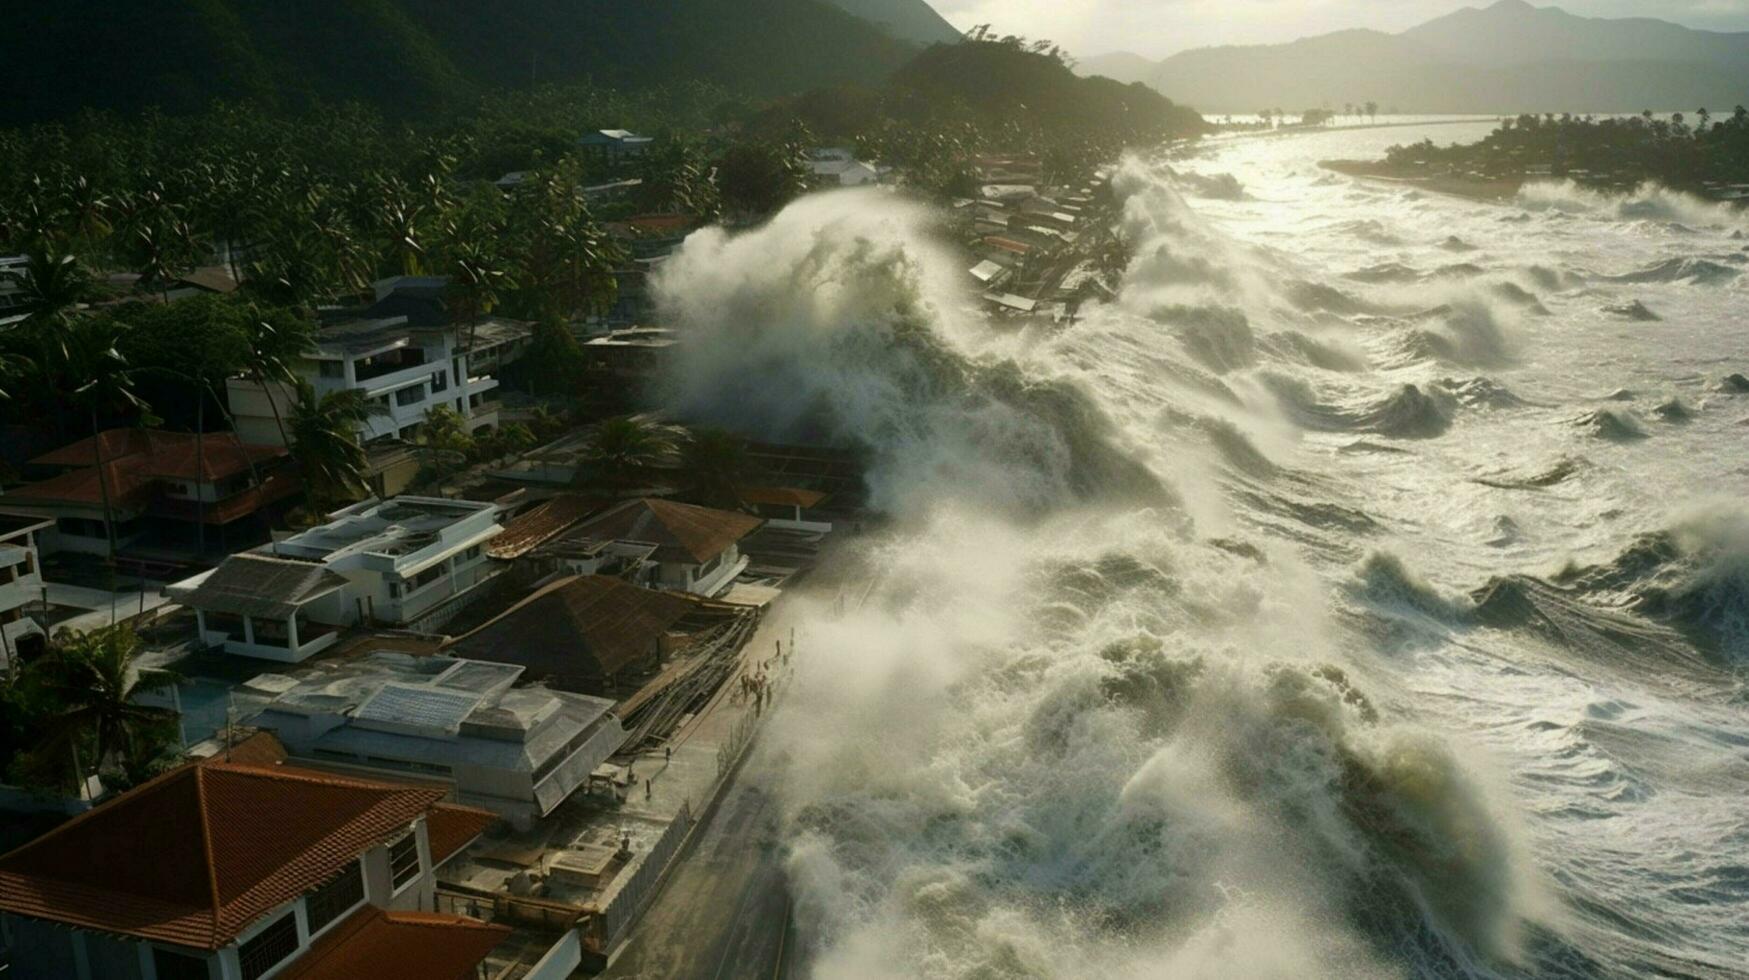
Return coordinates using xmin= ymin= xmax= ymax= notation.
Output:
xmin=19 ymin=249 xmax=93 ymax=338
xmin=287 ymin=381 xmax=376 ymax=509
xmin=574 ymin=415 xmax=684 ymax=494
xmin=681 ymin=428 xmax=756 ymax=510
xmin=66 ymin=317 xmax=147 ymax=568
xmin=34 ymin=625 xmax=179 ymax=782
xmin=240 ymin=305 xmax=315 ymax=446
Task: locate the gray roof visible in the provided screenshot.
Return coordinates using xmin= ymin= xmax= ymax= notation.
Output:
xmin=176 ymin=554 xmax=348 ymax=619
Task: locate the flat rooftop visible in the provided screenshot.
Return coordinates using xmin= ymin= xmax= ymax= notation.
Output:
xmin=277 ymin=497 xmax=497 ymax=560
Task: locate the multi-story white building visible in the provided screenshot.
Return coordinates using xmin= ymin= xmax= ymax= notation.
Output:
xmin=170 ymin=497 xmax=505 ymax=660
xmin=226 ymin=314 xmax=516 ymax=449
xmin=0 ymin=514 xmax=51 ymax=669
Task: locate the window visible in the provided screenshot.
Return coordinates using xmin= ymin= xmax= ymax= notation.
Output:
xmin=394 ymin=384 xmax=425 ymax=407
xmin=305 ymin=862 xmax=364 ymax=936
xmin=430 ymin=369 xmax=448 ymax=393
xmin=317 ymin=360 xmax=345 ymax=378
xmin=388 ymin=580 xmax=402 ymax=599
xmin=236 ymin=912 xmax=298 ymax=980
xmin=152 ymin=948 xmax=211 ymax=980
xmin=388 ymin=831 xmax=422 ymax=890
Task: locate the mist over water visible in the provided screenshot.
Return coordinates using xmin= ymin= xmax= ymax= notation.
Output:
xmin=652 ymin=123 xmax=1749 ymax=979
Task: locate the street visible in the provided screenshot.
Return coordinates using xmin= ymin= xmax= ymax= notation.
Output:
xmin=600 ymin=743 xmax=799 ymax=980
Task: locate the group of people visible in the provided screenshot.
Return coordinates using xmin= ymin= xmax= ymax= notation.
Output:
xmin=732 ymin=638 xmax=792 ymax=716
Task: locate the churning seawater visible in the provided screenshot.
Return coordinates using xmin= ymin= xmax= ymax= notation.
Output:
xmin=649 ymin=122 xmax=1749 ymax=979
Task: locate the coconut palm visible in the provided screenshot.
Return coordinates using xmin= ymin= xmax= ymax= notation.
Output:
xmin=574 ymin=415 xmax=684 ymax=494
xmin=287 ymin=381 xmax=376 ymax=509
xmin=680 ymin=428 xmax=756 ymax=510
xmin=240 ymin=305 xmax=316 ymax=445
xmin=66 ymin=317 xmax=147 ymax=566
xmin=33 ymin=625 xmax=179 ymax=782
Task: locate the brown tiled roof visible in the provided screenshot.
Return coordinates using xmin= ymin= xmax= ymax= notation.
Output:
xmin=738 ymin=485 xmax=829 ymax=509
xmin=276 ymin=907 xmax=509 ymax=980
xmin=0 ymin=763 xmax=445 ymax=948
xmin=447 ymin=575 xmax=697 ymax=682
xmin=3 ymin=460 xmax=157 ymax=511
xmin=983 ymin=236 xmax=1034 ymax=255
xmin=12 ymin=430 xmax=291 ymax=516
xmin=563 ymin=497 xmax=762 ymax=564
xmin=197 ymin=731 xmax=289 ymax=767
xmin=425 ymin=803 xmax=497 ymax=867
xmin=485 ymin=494 xmax=603 ymax=560
xmin=30 ymin=428 xmax=285 ymax=481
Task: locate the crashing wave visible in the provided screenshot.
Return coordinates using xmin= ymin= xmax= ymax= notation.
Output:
xmin=1345 ymin=262 xmax=1423 ymax=284
xmin=1258 ymin=330 xmax=1369 ymax=372
xmin=1267 ymin=376 xmax=1456 ymax=438
xmin=1598 ymin=257 xmax=1740 ymax=286
xmin=1435 ymin=377 xmax=1533 ymax=409
xmin=652 ymin=190 xmax=1166 ymax=516
xmin=1552 ymin=502 xmax=1749 ymax=660
xmin=1150 ymin=304 xmax=1256 ymax=373
xmin=1174 ymin=170 xmax=1247 ymax=200
xmin=1518 ymin=180 xmax=1749 ymax=232
xmin=1439 ymin=236 xmax=1478 ymax=253
xmin=1652 ymin=397 xmax=1693 ymax=423
xmin=1570 ymin=409 xmax=1647 ymax=441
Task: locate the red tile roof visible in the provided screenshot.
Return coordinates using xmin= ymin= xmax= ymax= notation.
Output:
xmin=564 ymin=497 xmax=762 ymax=564
xmin=276 ymin=907 xmax=509 ymax=980
xmin=0 ymin=763 xmax=446 ymax=948
xmin=197 ymin=731 xmax=290 ymax=767
xmin=10 ymin=429 xmax=292 ymax=517
xmin=425 ymin=803 xmax=497 ymax=867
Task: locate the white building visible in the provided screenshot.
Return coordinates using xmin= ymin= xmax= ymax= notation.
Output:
xmin=170 ymin=497 xmax=505 ymax=660
xmin=0 ymin=514 xmax=51 ymax=669
xmin=226 ymin=313 xmax=525 ymax=449
xmin=808 ymin=147 xmax=884 ymax=187
xmin=240 ymin=652 xmax=629 ymax=830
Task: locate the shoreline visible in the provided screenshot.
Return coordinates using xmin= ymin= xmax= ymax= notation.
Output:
xmin=1318 ymin=159 xmax=1526 ymax=203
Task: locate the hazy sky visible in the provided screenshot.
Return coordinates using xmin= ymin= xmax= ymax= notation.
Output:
xmin=930 ymin=0 xmax=1749 ymax=59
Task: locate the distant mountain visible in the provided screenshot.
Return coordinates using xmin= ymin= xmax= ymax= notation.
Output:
xmin=824 ymin=0 xmax=962 ymax=46
xmin=1079 ymin=0 xmax=1749 ymax=114
xmin=0 ymin=0 xmax=929 ymax=127
xmin=1075 ymin=51 xmax=1160 ymax=86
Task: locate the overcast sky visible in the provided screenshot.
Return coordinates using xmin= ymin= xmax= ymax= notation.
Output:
xmin=929 ymin=0 xmax=1749 ymax=59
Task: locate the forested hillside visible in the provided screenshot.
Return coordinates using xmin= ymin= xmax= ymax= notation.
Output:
xmin=2 ymin=0 xmax=923 ymax=125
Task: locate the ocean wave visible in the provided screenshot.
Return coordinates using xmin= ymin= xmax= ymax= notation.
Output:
xmin=1517 ymin=180 xmax=1749 ymax=232
xmin=1570 ymin=409 xmax=1647 ymax=441
xmin=1553 ymin=501 xmax=1749 ymax=660
xmin=1597 ymin=257 xmax=1741 ymax=287
xmin=1267 ymin=376 xmax=1456 ymax=438
xmin=1436 ymin=377 xmax=1535 ymax=409
xmin=1474 ymin=456 xmax=1585 ymax=490
xmin=652 ymin=190 xmax=1165 ymax=516
xmin=1151 ymin=304 xmax=1257 ymax=373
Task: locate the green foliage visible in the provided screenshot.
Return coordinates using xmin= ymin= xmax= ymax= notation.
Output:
xmin=288 ymin=380 xmax=375 ymax=508
xmin=2 ymin=625 xmax=181 ymax=794
xmin=420 ymin=404 xmax=476 ymax=459
xmin=575 ymin=415 xmax=685 ymax=494
xmin=0 ymin=0 xmax=918 ymax=129
xmin=1383 ymin=109 xmax=1749 ymax=189
xmin=718 ymin=142 xmax=811 ymax=217
xmin=681 ymin=428 xmax=757 ymax=510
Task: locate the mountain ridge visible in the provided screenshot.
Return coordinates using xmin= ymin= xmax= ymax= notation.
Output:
xmin=0 ymin=0 xmax=939 ymax=127
xmin=1080 ymin=1 xmax=1749 ymax=114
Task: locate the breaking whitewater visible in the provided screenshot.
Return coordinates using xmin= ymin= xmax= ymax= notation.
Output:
xmin=651 ymin=122 xmax=1749 ymax=979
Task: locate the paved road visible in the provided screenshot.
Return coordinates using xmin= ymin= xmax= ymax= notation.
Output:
xmin=601 ymin=744 xmax=799 ymax=980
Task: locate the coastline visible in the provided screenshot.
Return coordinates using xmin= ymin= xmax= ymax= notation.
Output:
xmin=1319 ymin=159 xmax=1526 ymax=203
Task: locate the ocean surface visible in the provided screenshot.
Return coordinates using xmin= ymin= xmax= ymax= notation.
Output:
xmin=651 ymin=121 xmax=1749 ymax=979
